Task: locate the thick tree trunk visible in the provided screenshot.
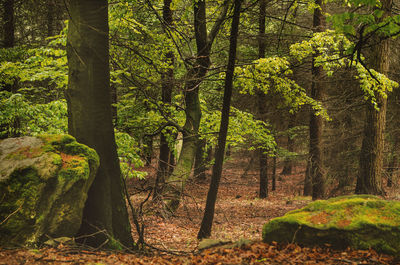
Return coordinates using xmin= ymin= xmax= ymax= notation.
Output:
xmin=309 ymin=0 xmax=325 ymax=200
xmin=66 ymin=0 xmax=133 ymax=247
xmin=2 ymin=0 xmax=14 ymax=47
xmin=198 ymin=0 xmax=241 ymax=239
xmin=355 ymin=0 xmax=391 ymax=196
xmin=387 ymin=136 xmax=399 ymax=187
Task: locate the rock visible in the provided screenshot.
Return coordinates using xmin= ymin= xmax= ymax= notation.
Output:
xmin=262 ymin=195 xmax=400 ymax=255
xmin=0 ymin=135 xmax=99 ymax=247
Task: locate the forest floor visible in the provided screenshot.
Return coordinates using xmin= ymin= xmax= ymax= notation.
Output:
xmin=1 ymin=152 xmax=399 ymax=264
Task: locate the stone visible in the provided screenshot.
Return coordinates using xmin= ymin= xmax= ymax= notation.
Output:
xmin=0 ymin=135 xmax=99 ymax=247
xmin=262 ymin=195 xmax=400 ymax=255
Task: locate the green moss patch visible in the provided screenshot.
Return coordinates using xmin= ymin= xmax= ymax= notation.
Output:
xmin=262 ymin=195 xmax=400 ymax=256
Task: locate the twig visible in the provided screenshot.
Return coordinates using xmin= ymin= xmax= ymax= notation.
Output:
xmin=0 ymin=204 xmax=22 ymax=226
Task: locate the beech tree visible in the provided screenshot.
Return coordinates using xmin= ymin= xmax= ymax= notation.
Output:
xmin=356 ymin=0 xmax=392 ymax=195
xmin=198 ymin=0 xmax=242 ymax=239
xmin=66 ymin=0 xmax=133 ymax=247
xmin=162 ymin=0 xmax=230 ymax=212
xmin=309 ymin=0 xmax=326 ymax=200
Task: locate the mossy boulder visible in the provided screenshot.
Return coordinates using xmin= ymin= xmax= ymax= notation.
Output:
xmin=0 ymin=135 xmax=99 ymax=247
xmin=262 ymin=195 xmax=400 ymax=255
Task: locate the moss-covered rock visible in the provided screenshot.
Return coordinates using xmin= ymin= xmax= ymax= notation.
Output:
xmin=0 ymin=135 xmax=99 ymax=247
xmin=262 ymin=195 xmax=400 ymax=256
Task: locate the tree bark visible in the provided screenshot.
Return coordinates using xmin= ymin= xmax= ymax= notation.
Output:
xmin=194 ymin=138 xmax=207 ymax=180
xmin=198 ymin=0 xmax=242 ymax=239
xmin=309 ymin=0 xmax=325 ymax=200
xmin=386 ymin=137 xmax=398 ymax=187
xmin=2 ymin=0 xmax=15 ymax=47
xmin=154 ymin=0 xmax=175 ymax=197
xmin=66 ymin=0 xmax=133 ymax=247
xmin=355 ymin=0 xmax=391 ymax=196
xmin=272 ymin=152 xmax=276 ymax=191
xmin=257 ymin=0 xmax=268 ymax=199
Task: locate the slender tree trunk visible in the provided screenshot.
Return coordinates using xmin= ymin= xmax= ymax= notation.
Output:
xmin=198 ymin=0 xmax=241 ymax=239
xmin=259 ymin=149 xmax=268 ymax=198
xmin=355 ymin=0 xmax=391 ymax=196
xmin=257 ymin=0 xmax=269 ymax=199
xmin=155 ymin=0 xmax=175 ymax=197
xmin=309 ymin=0 xmax=325 ymax=200
xmin=281 ymin=115 xmax=295 ymax=175
xmin=66 ymin=0 xmax=133 ymax=247
xmin=2 ymin=0 xmax=14 ymax=47
xmin=163 ymin=0 xmax=230 ymax=212
xmin=272 ymin=152 xmax=276 ymax=191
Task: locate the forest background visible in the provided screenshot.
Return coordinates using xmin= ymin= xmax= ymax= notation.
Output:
xmin=1 ymin=0 xmax=400 ymax=262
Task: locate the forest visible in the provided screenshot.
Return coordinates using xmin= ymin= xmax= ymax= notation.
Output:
xmin=1 ymin=0 xmax=400 ymax=264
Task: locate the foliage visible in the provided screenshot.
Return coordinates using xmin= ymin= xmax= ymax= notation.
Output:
xmin=235 ymin=57 xmax=325 ymax=116
xmin=289 ymin=30 xmax=398 ymax=109
xmin=0 ymin=92 xmax=67 ymax=138
xmin=115 ymin=132 xmax=147 ymax=179
xmin=200 ymin=103 xmax=276 ymax=153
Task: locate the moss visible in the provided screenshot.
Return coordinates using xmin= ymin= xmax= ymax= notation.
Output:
xmin=0 ymin=135 xmax=99 ymax=247
xmin=0 ymin=168 xmax=43 ymax=245
xmin=263 ymin=195 xmax=400 ymax=255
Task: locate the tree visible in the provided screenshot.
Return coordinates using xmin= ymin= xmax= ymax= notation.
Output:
xmin=162 ymin=0 xmax=230 ymax=211
xmin=355 ymin=0 xmax=392 ymax=195
xmin=66 ymin=0 xmax=133 ymax=247
xmin=198 ymin=0 xmax=242 ymax=239
xmin=154 ymin=0 xmax=175 ymax=197
xmin=309 ymin=0 xmax=325 ymax=200
xmin=257 ymin=0 xmax=268 ymax=199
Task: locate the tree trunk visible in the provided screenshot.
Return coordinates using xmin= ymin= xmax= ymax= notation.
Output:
xmin=154 ymin=0 xmax=175 ymax=197
xmin=162 ymin=0 xmax=229 ymax=212
xmin=259 ymin=149 xmax=268 ymax=198
xmin=257 ymin=0 xmax=269 ymax=199
xmin=198 ymin=0 xmax=241 ymax=239
xmin=355 ymin=0 xmax=391 ymax=196
xmin=387 ymin=136 xmax=399 ymax=187
xmin=272 ymin=152 xmax=276 ymax=191
xmin=2 ymin=0 xmax=14 ymax=47
xmin=281 ymin=115 xmax=295 ymax=175
xmin=194 ymin=138 xmax=207 ymax=180
xmin=66 ymin=0 xmax=133 ymax=247
xmin=309 ymin=0 xmax=325 ymax=200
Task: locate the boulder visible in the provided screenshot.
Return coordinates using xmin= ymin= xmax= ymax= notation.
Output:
xmin=262 ymin=195 xmax=400 ymax=255
xmin=0 ymin=135 xmax=99 ymax=247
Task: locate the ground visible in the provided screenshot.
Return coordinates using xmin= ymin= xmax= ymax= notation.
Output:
xmin=0 ymin=151 xmax=399 ymax=264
